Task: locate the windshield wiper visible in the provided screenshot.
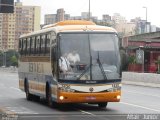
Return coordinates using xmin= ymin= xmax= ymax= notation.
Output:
xmin=76 ymin=56 xmax=92 ymax=80
xmin=97 ymin=51 xmax=108 ymax=80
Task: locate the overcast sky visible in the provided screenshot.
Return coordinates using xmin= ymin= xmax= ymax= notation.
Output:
xmin=21 ymin=0 xmax=160 ymax=27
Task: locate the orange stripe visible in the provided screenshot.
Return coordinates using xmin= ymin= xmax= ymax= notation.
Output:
xmin=19 ymin=80 xmax=24 ymax=90
xmin=57 ymin=91 xmax=121 ymax=103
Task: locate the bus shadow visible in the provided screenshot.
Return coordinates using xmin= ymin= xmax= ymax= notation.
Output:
xmin=18 ymin=97 xmax=118 ymax=113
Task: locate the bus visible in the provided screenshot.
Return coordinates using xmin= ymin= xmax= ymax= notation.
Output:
xmin=18 ymin=20 xmax=122 ymax=108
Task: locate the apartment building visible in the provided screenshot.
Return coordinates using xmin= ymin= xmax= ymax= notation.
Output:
xmin=0 ymin=1 xmax=40 ymax=50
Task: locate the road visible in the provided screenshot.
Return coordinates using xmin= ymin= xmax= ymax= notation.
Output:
xmin=0 ymin=72 xmax=160 ymax=120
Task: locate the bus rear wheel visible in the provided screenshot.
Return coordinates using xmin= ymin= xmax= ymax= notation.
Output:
xmin=98 ymin=102 xmax=108 ymax=108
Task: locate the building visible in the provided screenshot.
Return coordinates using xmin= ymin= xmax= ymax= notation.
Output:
xmin=122 ymin=32 xmax=160 ymax=73
xmin=116 ymin=22 xmax=136 ymax=36
xmin=102 ymin=14 xmax=111 ymax=22
xmin=44 ymin=9 xmax=70 ymax=25
xmin=81 ymin=12 xmax=91 ymax=20
xmin=112 ymin=13 xmax=126 ymax=24
xmin=131 ymin=17 xmax=151 ymax=34
xmin=0 ymin=13 xmax=16 ymax=50
xmin=0 ymin=0 xmax=41 ymax=50
xmin=112 ymin=13 xmax=131 ymax=36
xmin=56 ymin=8 xmax=65 ymax=22
xmin=70 ymin=16 xmax=82 ymax=20
xmin=44 ymin=14 xmax=56 ymax=25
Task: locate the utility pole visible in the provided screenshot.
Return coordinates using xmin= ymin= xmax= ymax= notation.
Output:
xmin=143 ymin=6 xmax=147 ymax=33
xmin=88 ymin=0 xmax=90 ymax=21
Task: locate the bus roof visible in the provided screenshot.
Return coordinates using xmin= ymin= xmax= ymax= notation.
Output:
xmin=20 ymin=20 xmax=117 ymax=38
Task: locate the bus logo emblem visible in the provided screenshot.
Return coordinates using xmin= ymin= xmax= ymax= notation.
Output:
xmin=89 ymin=87 xmax=94 ymax=92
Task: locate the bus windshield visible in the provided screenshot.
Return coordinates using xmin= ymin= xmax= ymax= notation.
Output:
xmin=58 ymin=32 xmax=120 ymax=81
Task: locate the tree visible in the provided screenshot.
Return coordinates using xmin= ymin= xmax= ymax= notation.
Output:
xmin=10 ymin=55 xmax=18 ymax=66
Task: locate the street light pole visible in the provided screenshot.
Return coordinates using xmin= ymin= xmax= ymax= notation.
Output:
xmin=143 ymin=6 xmax=147 ymax=33
xmin=88 ymin=0 xmax=90 ymax=21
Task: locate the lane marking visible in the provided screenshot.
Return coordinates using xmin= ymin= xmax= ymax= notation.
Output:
xmin=79 ymin=110 xmax=95 ymax=116
xmin=124 ymin=90 xmax=160 ymax=98
xmin=120 ymin=102 xmax=160 ymax=112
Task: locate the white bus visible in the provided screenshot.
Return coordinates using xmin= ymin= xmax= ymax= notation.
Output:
xmin=18 ymin=20 xmax=121 ymax=108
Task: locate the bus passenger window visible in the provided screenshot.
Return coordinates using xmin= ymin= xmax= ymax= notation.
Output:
xmin=30 ymin=37 xmax=34 ymax=55
xmin=41 ymin=35 xmax=45 ymax=55
xmin=19 ymin=39 xmax=22 ymax=55
xmin=46 ymin=34 xmax=50 ymax=55
xmin=34 ymin=37 xmax=37 ymax=55
xmin=22 ymin=39 xmax=24 ymax=55
xmin=27 ymin=38 xmax=30 ymax=55
xmin=29 ymin=37 xmax=32 ymax=55
xmin=23 ymin=39 xmax=27 ymax=56
xmin=39 ymin=36 xmax=42 ymax=55
xmin=36 ymin=36 xmax=40 ymax=55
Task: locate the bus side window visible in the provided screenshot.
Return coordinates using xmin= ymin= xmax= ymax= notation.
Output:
xmin=25 ymin=39 xmax=28 ymax=56
xmin=46 ymin=34 xmax=50 ymax=56
xmin=19 ymin=39 xmax=22 ymax=55
xmin=41 ymin=35 xmax=45 ymax=55
xmin=39 ymin=35 xmax=42 ymax=55
xmin=27 ymin=38 xmax=30 ymax=56
xmin=34 ymin=37 xmax=37 ymax=55
xmin=23 ymin=39 xmax=26 ymax=56
xmin=36 ymin=36 xmax=40 ymax=55
xmin=21 ymin=39 xmax=24 ymax=55
xmin=29 ymin=37 xmax=32 ymax=55
xmin=31 ymin=37 xmax=35 ymax=55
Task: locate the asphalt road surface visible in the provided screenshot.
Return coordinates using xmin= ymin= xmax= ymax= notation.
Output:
xmin=0 ymin=72 xmax=160 ymax=120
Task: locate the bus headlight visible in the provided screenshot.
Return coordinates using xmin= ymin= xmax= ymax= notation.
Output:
xmin=59 ymin=96 xmax=64 ymax=100
xmin=116 ymin=95 xmax=121 ymax=100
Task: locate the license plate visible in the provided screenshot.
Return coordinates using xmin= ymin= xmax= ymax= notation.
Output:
xmin=86 ymin=96 xmax=96 ymax=100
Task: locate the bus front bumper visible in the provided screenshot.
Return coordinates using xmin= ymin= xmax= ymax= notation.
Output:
xmin=57 ymin=91 xmax=121 ymax=103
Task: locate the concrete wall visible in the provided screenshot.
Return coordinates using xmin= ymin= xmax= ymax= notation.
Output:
xmin=122 ymin=72 xmax=160 ymax=87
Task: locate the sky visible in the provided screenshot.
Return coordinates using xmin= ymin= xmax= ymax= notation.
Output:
xmin=21 ymin=0 xmax=160 ymax=27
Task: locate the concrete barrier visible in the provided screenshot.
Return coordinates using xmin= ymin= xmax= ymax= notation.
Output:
xmin=0 ymin=67 xmax=17 ymax=73
xmin=122 ymin=72 xmax=160 ymax=88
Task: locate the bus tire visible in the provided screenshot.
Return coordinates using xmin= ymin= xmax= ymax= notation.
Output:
xmin=98 ymin=102 xmax=108 ymax=108
xmin=24 ymin=79 xmax=32 ymax=101
xmin=46 ymin=83 xmax=52 ymax=107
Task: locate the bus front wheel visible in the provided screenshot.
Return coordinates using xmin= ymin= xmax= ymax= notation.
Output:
xmin=46 ymin=84 xmax=53 ymax=107
xmin=98 ymin=102 xmax=108 ymax=108
xmin=25 ymin=80 xmax=32 ymax=100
